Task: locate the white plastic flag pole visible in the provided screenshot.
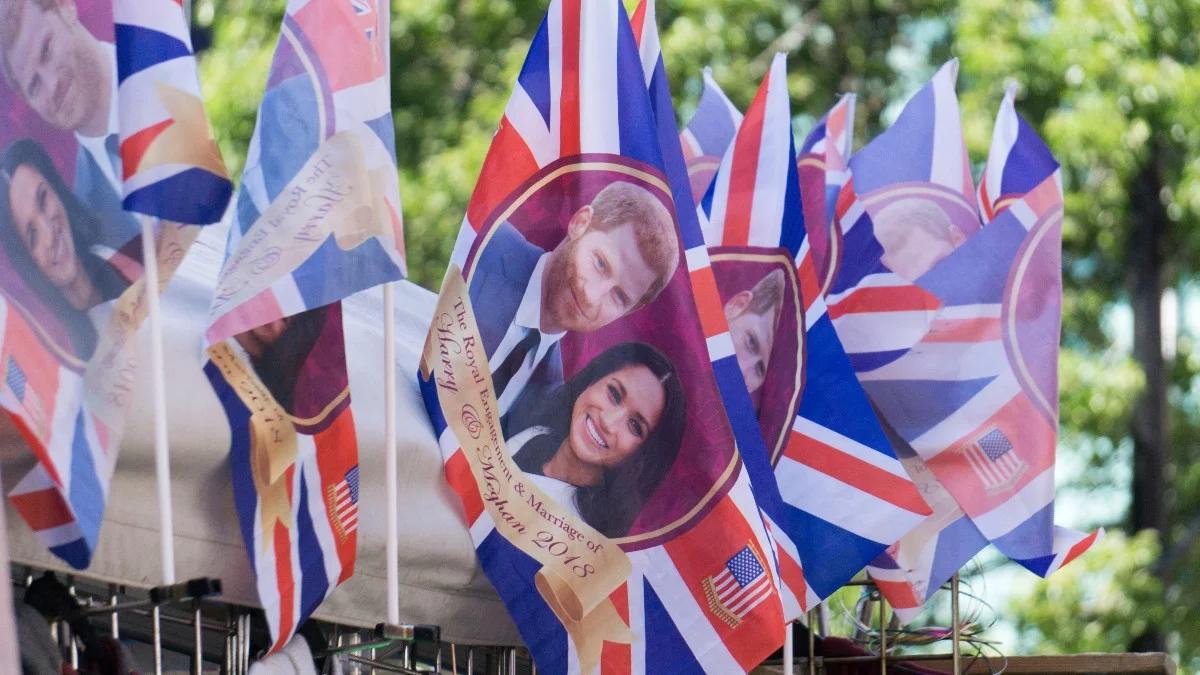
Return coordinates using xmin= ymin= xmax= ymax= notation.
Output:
xmin=782 ymin=621 xmax=793 ymax=675
xmin=142 ymin=221 xmax=175 ymax=584
xmin=383 ymin=282 xmax=400 ymax=624
xmin=141 ymin=221 xmax=173 ymax=675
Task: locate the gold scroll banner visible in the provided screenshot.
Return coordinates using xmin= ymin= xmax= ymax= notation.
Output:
xmin=421 ymin=266 xmax=632 ymax=674
xmin=85 ymin=221 xmax=199 ymax=426
xmin=208 ymin=130 xmax=392 ymax=338
xmin=207 ymin=342 xmax=298 ymax=552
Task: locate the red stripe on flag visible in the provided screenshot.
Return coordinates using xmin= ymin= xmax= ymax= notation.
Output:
xmin=629 ymin=0 xmax=647 ymax=47
xmin=465 ymin=118 xmax=540 ymax=231
xmin=559 ymin=0 xmax=581 ymax=157
xmin=445 ymin=449 xmax=484 ymax=525
xmin=1060 ymin=529 xmax=1100 ymax=570
xmin=600 ymin=641 xmax=632 ymax=675
xmin=9 ymin=487 xmax=74 ymax=531
xmin=923 ymin=317 xmax=1001 ymax=343
xmin=796 ymin=253 xmax=821 ymax=312
xmin=834 ymin=180 xmax=856 ymax=221
xmin=826 ymin=284 xmax=940 ymax=320
xmin=272 ymin=519 xmax=295 ymax=653
xmin=5 ymin=411 xmax=63 ymax=488
xmin=689 ymin=266 xmax=728 ymax=340
xmin=775 ymin=544 xmax=807 ymax=608
xmin=600 ymin=583 xmax=631 ymax=675
xmin=978 ymin=178 xmax=995 ymax=222
xmin=120 ymin=119 xmax=173 ymax=180
xmin=873 ymin=578 xmax=920 ymax=609
xmin=784 ymin=430 xmax=931 ymax=515
xmin=721 ymin=79 xmax=767 ymax=246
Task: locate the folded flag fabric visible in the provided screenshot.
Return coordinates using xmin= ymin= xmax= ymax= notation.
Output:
xmin=797 ymin=93 xmax=855 ymax=298
xmin=678 ymin=67 xmax=743 ymax=208
xmin=697 ymin=52 xmax=928 ymax=614
xmin=203 ymin=0 xmax=404 ymax=652
xmin=0 ymin=0 xmax=227 ymax=568
xmin=419 ymin=1 xmax=786 ymax=672
xmin=832 ymin=69 xmax=1100 ymax=616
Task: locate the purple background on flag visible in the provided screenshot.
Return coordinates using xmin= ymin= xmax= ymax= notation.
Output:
xmin=709 ymin=250 xmax=803 ymax=461
xmin=1003 ymin=210 xmax=1062 ymax=423
xmin=467 ymin=158 xmax=739 ymax=548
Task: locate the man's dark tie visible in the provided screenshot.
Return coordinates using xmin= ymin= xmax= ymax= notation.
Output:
xmin=492 ymin=329 xmax=540 ymax=397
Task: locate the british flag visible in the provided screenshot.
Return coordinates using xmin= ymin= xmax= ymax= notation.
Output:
xmin=204 ymin=0 xmax=403 ymax=653
xmin=420 ymin=1 xmax=787 ymax=672
xmin=844 ymin=75 xmax=1100 ymax=617
xmin=678 ymin=68 xmax=743 ymax=208
xmin=1 ymin=0 xmax=229 ymax=570
xmin=797 ymin=94 xmax=855 ymax=298
xmin=1 ymin=302 xmax=110 ymax=569
xmin=205 ymin=0 xmax=405 ymax=345
xmin=114 ymin=0 xmax=232 ymax=225
xmin=696 ymin=53 xmax=929 ymax=615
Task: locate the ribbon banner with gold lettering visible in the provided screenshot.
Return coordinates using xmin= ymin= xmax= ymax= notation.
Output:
xmin=418 ymin=2 xmax=786 ymax=673
xmin=202 ymin=0 xmax=404 ymax=653
xmin=0 ymin=0 xmax=228 ymax=568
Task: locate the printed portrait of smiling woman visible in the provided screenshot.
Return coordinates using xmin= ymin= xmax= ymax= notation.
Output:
xmin=0 ymin=139 xmax=133 ymax=360
xmin=508 ymin=341 xmax=687 ymax=538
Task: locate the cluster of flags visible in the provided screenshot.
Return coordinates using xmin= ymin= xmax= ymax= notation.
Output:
xmin=0 ymin=0 xmax=1097 ymax=669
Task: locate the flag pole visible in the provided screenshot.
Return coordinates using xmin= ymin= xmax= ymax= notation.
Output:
xmin=141 ymin=220 xmax=173 ymax=675
xmin=782 ymin=620 xmax=793 ymax=675
xmin=383 ymin=281 xmax=400 ymax=625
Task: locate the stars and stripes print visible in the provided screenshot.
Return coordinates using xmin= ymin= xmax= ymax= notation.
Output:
xmin=696 ymin=52 xmax=928 ymax=613
xmin=419 ymin=1 xmax=787 ymax=672
xmin=327 ymin=465 xmax=360 ymax=540
xmin=703 ymin=546 xmax=772 ymax=628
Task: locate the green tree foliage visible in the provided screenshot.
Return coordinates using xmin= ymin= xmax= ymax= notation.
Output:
xmin=957 ymin=0 xmax=1200 ymax=666
xmin=1008 ymin=531 xmax=1164 ymax=654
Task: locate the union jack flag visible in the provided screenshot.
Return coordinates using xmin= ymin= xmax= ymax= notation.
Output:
xmin=846 ymin=75 xmax=1100 ymax=618
xmin=420 ymin=1 xmax=787 ymax=671
xmin=115 ymin=0 xmax=232 ymax=224
xmin=797 ymin=94 xmax=855 ymax=297
xmin=697 ymin=53 xmax=929 ymax=614
xmin=679 ymin=68 xmax=742 ymax=207
xmin=204 ymin=0 xmax=402 ymax=653
xmin=2 ymin=0 xmax=229 ymax=570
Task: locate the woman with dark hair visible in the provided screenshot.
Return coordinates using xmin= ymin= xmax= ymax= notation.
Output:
xmin=0 ymin=139 xmax=133 ymax=360
xmin=509 ymin=342 xmax=686 ymax=538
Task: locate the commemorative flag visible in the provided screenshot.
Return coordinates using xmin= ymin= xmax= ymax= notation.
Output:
xmin=202 ymin=0 xmax=404 ymax=652
xmin=797 ymin=93 xmax=855 ymax=298
xmin=419 ymin=1 xmax=786 ymax=671
xmin=678 ymin=68 xmax=742 ymax=208
xmin=697 ymin=53 xmax=928 ymax=613
xmin=0 ymin=0 xmax=228 ymax=568
xmin=837 ymin=72 xmax=1100 ymax=617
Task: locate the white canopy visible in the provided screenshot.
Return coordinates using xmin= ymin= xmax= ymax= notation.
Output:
xmin=1 ymin=226 xmax=521 ymax=646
